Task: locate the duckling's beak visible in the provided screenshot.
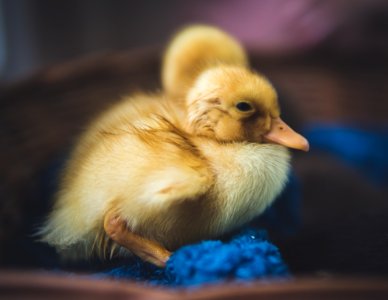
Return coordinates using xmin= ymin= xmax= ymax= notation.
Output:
xmin=263 ymin=117 xmax=309 ymax=151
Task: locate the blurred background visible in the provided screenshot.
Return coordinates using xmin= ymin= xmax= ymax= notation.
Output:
xmin=0 ymin=0 xmax=388 ymax=282
xmin=1 ymin=0 xmax=388 ymax=82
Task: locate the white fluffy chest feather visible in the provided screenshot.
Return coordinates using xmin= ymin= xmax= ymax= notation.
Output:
xmin=204 ymin=143 xmax=290 ymax=232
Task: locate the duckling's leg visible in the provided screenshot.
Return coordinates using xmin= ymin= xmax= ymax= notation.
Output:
xmin=103 ymin=212 xmax=171 ymax=268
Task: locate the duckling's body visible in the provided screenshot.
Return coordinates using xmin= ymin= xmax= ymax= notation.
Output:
xmin=41 ymin=25 xmax=307 ymax=266
xmin=42 ymin=94 xmax=289 ymax=258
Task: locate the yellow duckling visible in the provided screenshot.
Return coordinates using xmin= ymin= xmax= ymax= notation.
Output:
xmin=40 ymin=25 xmax=309 ymax=267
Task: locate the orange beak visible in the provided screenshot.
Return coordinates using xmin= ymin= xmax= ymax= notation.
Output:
xmin=263 ymin=117 xmax=309 ymax=151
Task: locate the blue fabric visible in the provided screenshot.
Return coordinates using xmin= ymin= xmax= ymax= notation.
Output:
xmin=304 ymin=124 xmax=388 ymax=186
xmin=102 ymin=228 xmax=289 ymax=287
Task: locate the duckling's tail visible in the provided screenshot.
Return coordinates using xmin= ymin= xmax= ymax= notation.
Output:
xmin=162 ymin=25 xmax=248 ymax=99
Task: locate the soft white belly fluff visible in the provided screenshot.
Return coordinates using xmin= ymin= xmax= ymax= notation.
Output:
xmin=199 ymin=142 xmax=290 ymax=235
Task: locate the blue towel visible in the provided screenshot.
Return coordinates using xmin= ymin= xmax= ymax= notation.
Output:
xmin=304 ymin=124 xmax=388 ymax=186
xmin=102 ymin=228 xmax=289 ymax=287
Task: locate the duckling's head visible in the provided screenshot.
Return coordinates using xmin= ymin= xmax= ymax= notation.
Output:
xmin=185 ymin=66 xmax=309 ymax=151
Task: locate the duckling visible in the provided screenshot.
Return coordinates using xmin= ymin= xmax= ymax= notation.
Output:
xmin=40 ymin=25 xmax=309 ymax=268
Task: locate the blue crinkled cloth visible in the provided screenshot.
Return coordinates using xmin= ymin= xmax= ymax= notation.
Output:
xmin=304 ymin=124 xmax=388 ymax=186
xmin=100 ymin=228 xmax=289 ymax=287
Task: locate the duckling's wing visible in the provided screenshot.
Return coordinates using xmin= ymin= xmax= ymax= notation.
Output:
xmin=127 ymin=113 xmax=213 ymax=207
xmin=140 ymin=163 xmax=212 ymax=207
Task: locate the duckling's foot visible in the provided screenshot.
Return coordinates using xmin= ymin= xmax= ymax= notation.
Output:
xmin=103 ymin=212 xmax=171 ymax=268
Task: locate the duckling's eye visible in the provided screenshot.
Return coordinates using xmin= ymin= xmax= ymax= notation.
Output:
xmin=236 ymin=102 xmax=253 ymax=112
